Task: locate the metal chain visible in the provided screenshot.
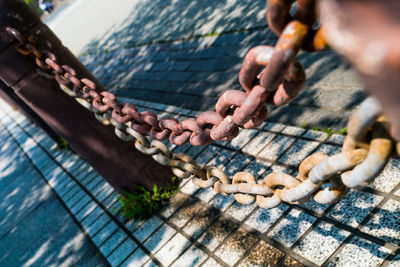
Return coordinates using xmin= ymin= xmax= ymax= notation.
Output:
xmin=3 ymin=2 xmax=398 ymax=209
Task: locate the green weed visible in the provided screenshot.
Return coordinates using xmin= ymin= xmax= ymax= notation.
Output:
xmin=118 ymin=177 xmax=182 ymax=220
xmin=56 ymin=137 xmax=69 ymax=150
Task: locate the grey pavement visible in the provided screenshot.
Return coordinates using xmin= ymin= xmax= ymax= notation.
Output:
xmin=0 ymin=111 xmax=108 ymax=266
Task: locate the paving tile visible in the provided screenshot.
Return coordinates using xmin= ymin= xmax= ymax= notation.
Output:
xmin=268 ymin=208 xmax=317 ymax=247
xmin=170 ymin=198 xmax=203 ymax=228
xmin=244 ymin=204 xmax=289 ymax=233
xmin=132 ymin=215 xmax=163 ymax=242
xmin=170 ymin=245 xmax=209 ymax=267
xmin=92 ymin=221 xmax=119 ymax=246
xmin=326 ymin=235 xmax=392 ymax=267
xmin=302 ymin=129 xmax=329 ymax=141
xmin=195 ymin=145 xmax=221 ymax=167
xmin=194 ymin=187 xmax=217 ymax=203
xmin=183 ymin=207 xmax=219 ymax=239
xmin=95 ymin=185 xmax=115 ymax=203
xmin=281 ymin=126 xmax=306 ymax=136
xmin=207 ymin=149 xmax=234 ymax=169
xmin=395 ymin=187 xmax=400 ymax=197
xmin=225 ymin=202 xmax=257 ymax=222
xmin=81 ymin=206 xmax=105 ymax=229
xmin=314 ymin=143 xmax=341 ymax=156
xmin=64 ymin=188 xmax=85 ymax=208
xmin=293 ymin=221 xmax=350 ymax=265
xmin=120 ymin=248 xmax=151 ymax=267
xmin=386 ymin=253 xmax=400 ymax=267
xmin=158 ymin=192 xmax=189 ymax=219
xmin=263 ymin=122 xmax=286 ymax=132
xmin=241 ymin=159 xmax=272 ymax=179
xmin=123 ymin=219 xmax=140 ymax=233
xmin=143 ymin=223 xmax=176 ymax=253
xmin=281 ymin=256 xmax=306 ymax=267
xmin=102 ymin=191 xmax=120 ymax=209
xmin=184 ymin=145 xmax=206 ymax=159
xmin=222 ymin=153 xmax=251 ymax=177
xmin=327 ymin=190 xmax=384 ymax=228
xmin=327 ymin=134 xmax=346 ymax=145
xmin=242 ymin=131 xmax=276 ymax=156
xmin=368 ymin=158 xmax=400 ymax=193
xmin=278 ymin=139 xmax=320 ymax=166
xmin=197 ymin=217 xmax=238 ymax=251
xmin=86 ymin=213 xmax=112 ymax=238
xmin=258 ymin=135 xmax=296 ymax=161
xmin=75 ymin=200 xmax=98 ymax=222
xmin=201 ymin=257 xmax=224 ymax=267
xmin=300 ymin=197 xmax=330 ymax=215
xmin=210 ymin=194 xmax=236 ymax=212
xmin=214 ymin=227 xmax=258 ymax=266
xmin=99 ymin=229 xmax=128 ymax=257
xmin=238 ymin=240 xmax=285 ymax=267
xmin=227 ymin=128 xmax=259 ymax=150
xmin=360 ymin=199 xmax=400 ymax=245
xmin=107 ymin=238 xmax=138 ymax=266
xmin=154 ymin=233 xmax=191 ymax=266
xmin=70 ymin=195 xmax=93 ymax=214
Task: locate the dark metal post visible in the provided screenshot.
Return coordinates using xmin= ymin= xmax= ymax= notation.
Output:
xmin=0 ymin=0 xmax=173 ymax=193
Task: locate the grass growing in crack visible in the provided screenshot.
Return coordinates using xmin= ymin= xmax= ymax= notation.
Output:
xmin=118 ymin=177 xmax=182 ymax=220
xmin=301 ymin=122 xmax=348 ymax=137
xmin=56 ymin=137 xmax=69 ymax=150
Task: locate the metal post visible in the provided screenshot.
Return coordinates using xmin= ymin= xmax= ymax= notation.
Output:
xmin=0 ymin=0 xmax=173 ymax=193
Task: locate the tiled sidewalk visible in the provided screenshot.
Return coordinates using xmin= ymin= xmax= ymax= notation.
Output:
xmin=1 ymin=96 xmax=399 ymax=267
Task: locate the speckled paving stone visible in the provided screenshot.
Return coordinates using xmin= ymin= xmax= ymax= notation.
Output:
xmin=327 ymin=190 xmax=384 ymax=228
xmin=278 ymin=139 xmax=320 ymax=166
xmin=281 ymin=256 xmax=305 ymax=267
xmin=195 ymin=187 xmax=218 ymax=203
xmin=197 ymin=217 xmax=238 ymax=251
xmin=386 ymin=253 xmax=400 ymax=267
xmin=281 ymin=126 xmax=306 ymax=136
xmin=170 ymin=198 xmax=203 ymax=228
xmin=238 ymin=240 xmax=285 ymax=267
xmin=86 ymin=213 xmax=112 ymax=238
xmin=201 ymin=257 xmax=224 ymax=267
xmin=225 ymin=202 xmax=257 ymax=222
xmin=395 ymin=187 xmax=400 ymax=197
xmin=180 ymin=179 xmax=199 ymax=195
xmin=242 ymin=131 xmax=276 ymax=156
xmin=107 ymin=238 xmax=138 ymax=266
xmin=222 ymin=153 xmax=251 ymax=177
xmin=214 ymin=227 xmax=258 ymax=266
xmin=92 ymin=220 xmax=119 ymax=246
xmin=154 ymin=233 xmax=191 ymax=266
xmin=120 ymin=247 xmax=151 ymax=267
xmin=185 ymin=145 xmax=206 ymax=159
xmin=210 ymin=194 xmax=236 ymax=212
xmin=99 ymin=229 xmax=128 ymax=257
xmin=360 ymin=199 xmax=400 ymax=245
xmin=258 ymin=135 xmax=296 ymax=161
xmin=207 ymin=149 xmax=234 ymax=169
xmin=132 ymin=215 xmax=163 ymax=242
xmin=183 ymin=207 xmax=219 ymax=239
xmin=244 ymin=204 xmax=289 ymax=233
xmin=293 ymin=221 xmax=350 ymax=265
xmin=242 ymin=159 xmax=272 ymax=179
xmin=158 ymin=192 xmax=189 ymax=219
xmin=314 ymin=143 xmax=341 ymax=156
xmin=143 ymin=223 xmax=176 ymax=253
xmin=268 ymin=208 xmax=317 ymax=247
xmin=264 ymin=122 xmax=286 ymax=132
xmin=300 ymin=197 xmax=330 ymax=215
xmin=303 ymin=129 xmax=329 ymax=141
xmin=327 ymin=134 xmax=346 ymax=145
xmin=326 ymin=235 xmax=393 ymax=267
xmin=170 ymin=244 xmax=208 ymax=267
xmin=368 ymin=158 xmax=400 ymax=193
xmin=194 ymin=145 xmax=221 ymax=167
xmin=227 ymin=128 xmax=259 ymax=150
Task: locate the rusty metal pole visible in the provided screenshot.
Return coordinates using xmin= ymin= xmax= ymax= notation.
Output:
xmin=0 ymin=0 xmax=173 ymax=193
xmin=0 ymin=79 xmax=61 ymax=142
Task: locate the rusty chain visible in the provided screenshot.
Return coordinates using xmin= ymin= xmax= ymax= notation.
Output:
xmin=4 ymin=1 xmax=399 ymax=208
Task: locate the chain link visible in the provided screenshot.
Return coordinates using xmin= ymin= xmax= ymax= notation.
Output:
xmin=4 ymin=0 xmax=398 ymax=209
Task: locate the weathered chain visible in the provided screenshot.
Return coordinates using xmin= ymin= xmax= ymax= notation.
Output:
xmin=4 ymin=2 xmax=398 ymax=209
